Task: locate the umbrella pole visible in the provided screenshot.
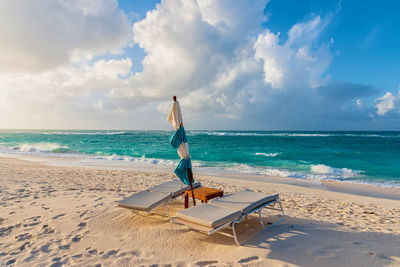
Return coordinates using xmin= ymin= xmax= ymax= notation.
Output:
xmin=188 ymin=168 xmax=196 ymax=206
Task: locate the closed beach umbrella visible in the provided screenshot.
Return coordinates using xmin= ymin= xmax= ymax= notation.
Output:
xmin=167 ymin=96 xmax=196 ymax=205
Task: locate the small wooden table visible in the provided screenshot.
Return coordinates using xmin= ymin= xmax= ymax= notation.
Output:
xmin=184 ymin=187 xmax=224 ymax=208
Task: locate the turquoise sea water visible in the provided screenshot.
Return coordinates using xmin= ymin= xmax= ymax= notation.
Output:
xmin=0 ymin=130 xmax=399 ymax=188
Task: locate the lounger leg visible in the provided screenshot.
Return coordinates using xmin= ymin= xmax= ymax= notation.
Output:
xmin=164 ymin=198 xmax=172 ymax=221
xmin=241 ymin=200 xmax=285 ymax=245
xmin=258 ymin=210 xmax=265 ymax=229
xmin=231 ymin=221 xmax=241 ymax=245
xmin=261 ymin=200 xmax=285 ymax=229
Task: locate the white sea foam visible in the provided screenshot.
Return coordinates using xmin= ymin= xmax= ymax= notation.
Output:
xmin=223 ymin=163 xmax=297 ymax=178
xmin=0 ymin=144 xmax=178 ymax=166
xmin=311 ymin=164 xmax=362 ymax=177
xmin=13 ymin=142 xmax=70 ymax=153
xmin=255 ymin=152 xmax=280 ymax=157
xmin=99 ymin=155 xmax=171 ymax=165
xmin=206 ymin=132 xmax=269 ymax=136
xmin=219 ymin=163 xmax=368 ymax=184
xmin=0 ymin=143 xmax=398 ymax=189
xmin=38 ymin=131 xmax=128 ymax=135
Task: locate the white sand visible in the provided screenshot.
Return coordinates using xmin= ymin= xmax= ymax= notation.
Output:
xmin=0 ymin=156 xmax=400 ymax=266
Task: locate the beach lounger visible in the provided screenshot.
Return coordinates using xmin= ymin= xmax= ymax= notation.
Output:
xmin=173 ymin=190 xmax=284 ymax=245
xmin=118 ymin=180 xmax=201 ymax=220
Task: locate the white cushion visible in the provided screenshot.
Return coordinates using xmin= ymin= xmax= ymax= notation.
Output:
xmin=149 ymin=180 xmax=201 ymax=196
xmin=210 ymin=190 xmax=279 ymax=214
xmin=177 ymin=203 xmax=241 ymax=228
xmin=118 ymin=191 xmax=171 ymax=211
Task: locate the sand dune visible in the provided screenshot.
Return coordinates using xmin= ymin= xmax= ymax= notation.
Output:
xmin=0 ymin=156 xmax=399 ymax=266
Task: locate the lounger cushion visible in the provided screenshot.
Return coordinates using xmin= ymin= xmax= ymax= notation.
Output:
xmin=177 ymin=203 xmax=241 ymax=228
xmin=210 ymin=190 xmax=279 ymax=214
xmin=118 ymin=191 xmax=171 ymax=211
xmin=148 ymin=180 xmax=201 ymax=196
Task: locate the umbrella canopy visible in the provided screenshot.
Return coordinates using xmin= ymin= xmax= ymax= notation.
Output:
xmin=167 ymin=98 xmax=193 ymax=186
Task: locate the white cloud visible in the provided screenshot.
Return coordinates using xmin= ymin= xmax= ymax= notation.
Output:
xmin=94 ymin=100 xmax=104 ymax=110
xmin=376 ymin=92 xmax=395 ymax=116
xmin=254 ymin=16 xmax=332 ymax=90
xmin=0 ymin=0 xmax=132 ymax=72
xmin=109 ymin=0 xmax=334 ymax=126
xmin=1 ymin=0 xmax=393 ymax=130
xmin=0 ymin=58 xmax=133 ymax=128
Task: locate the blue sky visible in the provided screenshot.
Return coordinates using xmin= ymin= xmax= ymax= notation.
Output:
xmin=119 ymin=0 xmax=400 ymax=91
xmin=0 ymin=0 xmax=399 ymax=130
xmin=267 ymin=0 xmax=400 ymax=90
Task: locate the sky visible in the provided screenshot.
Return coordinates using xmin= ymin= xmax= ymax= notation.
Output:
xmin=0 ymin=0 xmax=399 ymax=130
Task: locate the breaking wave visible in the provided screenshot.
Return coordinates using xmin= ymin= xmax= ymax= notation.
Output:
xmin=311 ymin=164 xmax=362 ymax=177
xmin=11 ymin=143 xmax=71 ymax=153
xmin=38 ymin=131 xmax=128 ymax=135
xmin=255 ymin=152 xmax=280 ymax=157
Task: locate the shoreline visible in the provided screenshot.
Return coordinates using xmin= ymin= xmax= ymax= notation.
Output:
xmin=2 ymin=152 xmax=400 ymax=201
xmin=0 ymin=155 xmax=399 ymax=266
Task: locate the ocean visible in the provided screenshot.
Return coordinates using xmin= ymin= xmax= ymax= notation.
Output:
xmin=0 ymin=130 xmax=399 ymax=188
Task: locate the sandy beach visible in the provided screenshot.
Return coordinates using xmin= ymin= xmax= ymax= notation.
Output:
xmin=0 ymin=155 xmax=400 ymax=267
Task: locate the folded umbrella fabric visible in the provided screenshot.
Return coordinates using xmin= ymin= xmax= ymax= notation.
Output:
xmin=174 ymin=157 xmax=192 ymax=185
xmin=169 ymin=126 xmax=188 ymax=149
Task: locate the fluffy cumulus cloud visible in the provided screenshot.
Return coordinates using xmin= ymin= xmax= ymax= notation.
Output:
xmin=110 ymin=0 xmax=337 ymax=129
xmin=0 ymin=0 xmax=132 ymax=72
xmin=0 ymin=0 xmax=399 ymax=130
xmin=375 ymin=90 xmax=400 ymax=116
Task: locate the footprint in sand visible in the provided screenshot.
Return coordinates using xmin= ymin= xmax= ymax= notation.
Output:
xmin=24 ymin=216 xmax=41 ymax=222
xmin=15 ymin=233 xmax=33 ymax=241
xmin=0 ymin=226 xmax=14 ymax=237
xmin=19 ymin=242 xmax=30 ymax=251
xmin=5 ymin=259 xmax=16 ymax=265
xmin=50 ymin=259 xmax=68 ymax=267
xmin=58 ymin=244 xmax=70 ymax=250
xmin=40 ymin=225 xmax=55 ymax=235
xmin=117 ymin=251 xmax=140 ymax=257
xmin=102 ymin=249 xmax=119 ymax=259
xmin=88 ymin=249 xmax=98 ymax=255
xmin=40 ymin=243 xmax=52 ymax=253
xmin=71 ymin=254 xmax=82 ymax=259
xmin=195 ymin=260 xmax=219 ymax=266
xmin=94 ymin=202 xmax=104 ymax=208
xmin=79 ymin=210 xmax=88 ymax=218
xmin=237 ymin=256 xmax=259 ymax=264
xmin=72 ymin=235 xmax=82 ymax=242
xmin=52 ymin=214 xmax=66 ymax=220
